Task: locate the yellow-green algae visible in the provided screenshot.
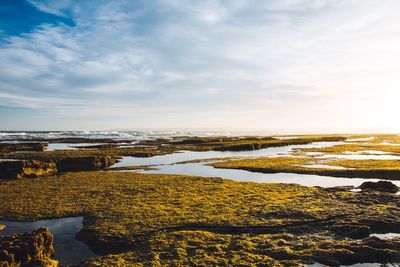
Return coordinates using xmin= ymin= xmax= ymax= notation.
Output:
xmin=77 ymin=230 xmax=400 ymax=267
xmin=297 ymin=143 xmax=400 ymax=155
xmin=128 ymin=135 xmax=346 ymax=152
xmin=0 ymin=172 xmax=400 ymax=266
xmin=0 ymin=146 xmax=171 ymax=160
xmin=210 ymin=157 xmax=400 ymax=179
xmin=0 ymin=172 xmax=341 ymax=232
xmin=295 ymin=134 xmax=400 ymax=156
xmin=0 ymin=135 xmax=347 ymax=164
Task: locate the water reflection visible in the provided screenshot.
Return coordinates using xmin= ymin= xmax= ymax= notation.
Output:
xmin=0 ymin=217 xmax=97 ymax=264
xmin=370 ymin=233 xmax=400 ymax=240
xmin=46 ymin=143 xmax=102 ymax=151
xmin=112 ymin=141 xmax=400 ymax=188
xmin=113 ymin=142 xmax=346 ymax=167
xmin=46 ymin=143 xmax=78 ymax=151
xmin=138 ymin=162 xmax=400 ymax=188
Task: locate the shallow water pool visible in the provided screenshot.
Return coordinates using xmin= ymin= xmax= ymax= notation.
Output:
xmin=0 ymin=217 xmax=97 ymax=264
xmin=112 ymin=141 xmax=400 ymax=188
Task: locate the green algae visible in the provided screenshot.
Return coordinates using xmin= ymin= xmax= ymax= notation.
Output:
xmin=0 ymin=172 xmax=399 ymax=266
xmin=1 ymin=134 xmax=400 ymax=266
xmin=295 ymin=134 xmax=400 ymax=156
xmin=211 ymin=157 xmax=400 ymax=179
xmin=148 ymin=135 xmax=347 ymax=152
xmin=76 ymin=230 xmax=400 ymax=267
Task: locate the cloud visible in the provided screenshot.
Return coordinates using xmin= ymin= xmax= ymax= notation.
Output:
xmin=0 ymin=0 xmax=399 ymax=130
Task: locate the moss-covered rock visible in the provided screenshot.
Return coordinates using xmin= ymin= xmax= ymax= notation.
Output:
xmin=76 ymin=231 xmax=400 ymax=267
xmin=0 ymin=228 xmax=58 ymax=267
xmin=211 ymin=157 xmax=400 ymax=179
xmin=0 ymin=142 xmax=47 ymax=153
xmin=0 ymin=172 xmax=399 ymax=265
xmin=56 ymin=156 xmax=116 ymax=172
xmin=0 ymin=160 xmax=57 ymax=180
xmin=359 ymin=180 xmax=399 ymax=193
xmin=137 ymin=135 xmax=347 ymax=152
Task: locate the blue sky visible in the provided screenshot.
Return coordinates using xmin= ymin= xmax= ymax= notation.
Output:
xmin=0 ymin=0 xmax=399 ymax=131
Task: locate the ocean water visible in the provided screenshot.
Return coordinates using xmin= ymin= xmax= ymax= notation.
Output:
xmin=0 ymin=130 xmax=291 ymax=142
xmin=0 ymin=217 xmax=97 ymax=264
xmin=112 ymin=141 xmax=400 ymax=188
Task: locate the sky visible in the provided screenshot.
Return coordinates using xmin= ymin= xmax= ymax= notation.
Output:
xmin=0 ymin=0 xmax=399 ymax=131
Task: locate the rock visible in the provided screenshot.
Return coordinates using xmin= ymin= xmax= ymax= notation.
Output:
xmin=56 ymin=156 xmax=116 ymax=172
xmin=0 ymin=160 xmax=57 ymax=180
xmin=313 ymin=237 xmax=400 ymax=266
xmin=0 ymin=228 xmax=58 ymax=267
xmin=358 ymin=181 xmax=399 ymax=193
xmin=332 ymin=224 xmax=370 ymax=239
xmin=0 ymin=142 xmax=47 ymax=153
xmin=0 ymin=224 xmax=5 ymax=231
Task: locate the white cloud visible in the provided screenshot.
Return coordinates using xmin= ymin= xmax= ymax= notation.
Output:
xmin=1 ymin=0 xmax=399 ymax=130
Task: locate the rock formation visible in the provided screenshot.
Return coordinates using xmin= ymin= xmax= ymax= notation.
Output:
xmin=0 ymin=142 xmax=47 ymax=153
xmin=56 ymin=156 xmax=116 ymax=172
xmin=359 ymin=180 xmax=399 ymax=193
xmin=0 ymin=228 xmax=58 ymax=267
xmin=0 ymin=160 xmax=57 ymax=180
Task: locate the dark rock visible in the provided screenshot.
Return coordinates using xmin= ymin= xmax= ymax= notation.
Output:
xmin=0 ymin=142 xmax=47 ymax=153
xmin=76 ymin=228 xmax=133 ymax=255
xmin=0 ymin=160 xmax=57 ymax=180
xmin=332 ymin=224 xmax=370 ymax=239
xmin=358 ymin=181 xmax=399 ymax=193
xmin=313 ymin=237 xmax=400 ymax=266
xmin=56 ymin=156 xmax=116 ymax=172
xmin=324 ymin=186 xmax=355 ymax=193
xmin=0 ymin=228 xmax=58 ymax=266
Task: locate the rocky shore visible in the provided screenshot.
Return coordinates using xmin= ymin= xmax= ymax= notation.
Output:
xmin=0 ymin=133 xmax=400 ymax=266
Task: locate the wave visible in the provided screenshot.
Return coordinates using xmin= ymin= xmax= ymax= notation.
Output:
xmin=0 ymin=130 xmax=277 ymax=141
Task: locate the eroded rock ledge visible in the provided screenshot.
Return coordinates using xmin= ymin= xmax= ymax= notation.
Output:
xmin=0 ymin=142 xmax=47 ymax=153
xmin=56 ymin=156 xmax=116 ymax=172
xmin=359 ymin=180 xmax=399 ymax=193
xmin=0 ymin=228 xmax=58 ymax=267
xmin=0 ymin=156 xmax=116 ymax=180
xmin=0 ymin=160 xmax=57 ymax=180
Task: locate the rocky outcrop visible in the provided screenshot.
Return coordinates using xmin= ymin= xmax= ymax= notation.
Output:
xmin=0 ymin=142 xmax=47 ymax=153
xmin=0 ymin=228 xmax=58 ymax=267
xmin=313 ymin=237 xmax=400 ymax=266
xmin=0 ymin=156 xmax=116 ymax=179
xmin=358 ymin=180 xmax=399 ymax=193
xmin=0 ymin=160 xmax=57 ymax=180
xmin=331 ymin=224 xmax=370 ymax=239
xmin=56 ymin=156 xmax=116 ymax=172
